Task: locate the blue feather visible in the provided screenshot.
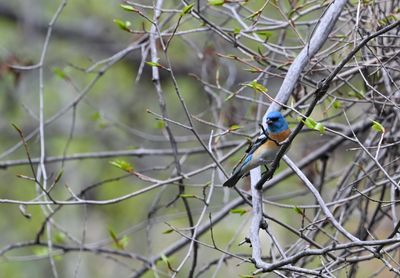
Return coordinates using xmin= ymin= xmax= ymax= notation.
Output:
xmin=242 ymin=154 xmax=253 ymax=166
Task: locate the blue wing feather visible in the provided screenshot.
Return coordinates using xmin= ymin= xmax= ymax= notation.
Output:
xmin=232 ymin=133 xmax=268 ymax=175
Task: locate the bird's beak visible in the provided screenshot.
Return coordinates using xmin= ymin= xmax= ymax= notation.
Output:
xmin=266 ymin=119 xmax=273 ymax=125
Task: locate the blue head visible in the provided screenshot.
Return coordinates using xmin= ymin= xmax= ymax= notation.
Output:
xmin=265 ymin=111 xmax=288 ymax=134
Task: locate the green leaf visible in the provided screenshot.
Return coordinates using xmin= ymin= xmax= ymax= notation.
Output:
xmin=244 ymin=68 xmax=261 ymax=73
xmin=146 ymin=61 xmax=161 ymax=67
xmin=378 ymin=15 xmax=397 ymax=26
xmin=109 ymin=160 xmax=134 ymax=173
xmin=229 ymin=124 xmax=241 ymax=131
xmin=371 ymin=120 xmax=385 ymax=133
xmin=162 ymin=229 xmax=174 ymax=234
xmin=155 ymin=119 xmax=166 ymax=129
xmin=208 ymin=0 xmax=225 ymax=6
xmin=181 ymin=3 xmax=194 ymax=15
xmin=120 ymin=4 xmax=138 ymax=12
xmin=314 ymin=123 xmax=325 ymax=134
xmin=335 ymin=34 xmax=347 ymax=39
xmin=256 ymin=31 xmax=273 ymax=40
xmin=109 ymin=228 xmax=118 ymax=241
xmin=54 ymin=232 xmax=66 ymax=244
xmin=303 ymin=117 xmax=317 ymax=129
xmin=90 ymin=111 xmax=101 ymax=121
xmin=301 ymin=117 xmax=325 ymax=134
xmin=34 ymin=247 xmax=49 ymax=256
xmin=233 ymin=28 xmax=241 ymax=35
xmin=245 ymin=80 xmax=268 ymax=93
xmin=239 ymin=275 xmax=255 ymax=278
xmin=108 ymin=228 xmax=129 ymax=250
xmin=293 ymin=206 xmax=303 ymax=215
xmin=119 ymin=236 xmax=129 ymax=249
xmin=113 ymin=19 xmax=132 ymax=32
xmin=179 ymin=194 xmax=196 ymax=198
xmin=52 ymin=67 xmax=67 ymax=79
xmin=332 ymin=100 xmax=342 ymax=109
xmin=230 ymin=208 xmax=248 ymax=216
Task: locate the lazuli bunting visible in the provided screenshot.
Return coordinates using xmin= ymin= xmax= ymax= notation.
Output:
xmin=223 ymin=111 xmax=290 ymax=187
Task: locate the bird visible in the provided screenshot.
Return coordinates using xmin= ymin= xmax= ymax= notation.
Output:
xmin=223 ymin=111 xmax=291 ymax=187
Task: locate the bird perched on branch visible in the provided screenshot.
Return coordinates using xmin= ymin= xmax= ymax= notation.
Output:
xmin=223 ymin=111 xmax=290 ymax=187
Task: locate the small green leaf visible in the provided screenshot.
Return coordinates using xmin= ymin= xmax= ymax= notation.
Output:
xmin=113 ymin=19 xmax=132 ymax=32
xmin=239 ymin=275 xmax=255 ymax=278
xmin=120 ymin=4 xmax=138 ymax=12
xmin=119 ymin=236 xmax=129 ymax=249
xmin=314 ymin=123 xmax=325 ymax=134
xmin=244 ymin=68 xmax=261 ymax=73
xmin=301 ymin=117 xmax=325 ymax=134
xmin=245 ymin=80 xmax=268 ymax=93
xmin=52 ymin=67 xmax=67 ymax=79
xmin=229 ymin=124 xmax=241 ymax=131
xmin=371 ymin=120 xmax=385 ymax=133
xmin=335 ymin=34 xmax=347 ymax=39
xmin=33 ymin=247 xmax=49 ymax=256
xmin=109 ymin=228 xmax=118 ymax=241
xmin=293 ymin=206 xmax=303 ymax=215
xmin=162 ymin=229 xmax=174 ymax=234
xmin=90 ymin=111 xmax=101 ymax=121
xmin=109 ymin=160 xmax=134 ymax=173
xmin=54 ymin=232 xmax=66 ymax=244
xmin=146 ymin=61 xmax=161 ymax=67
xmin=179 ymin=194 xmax=196 ymax=198
xmin=230 ymin=208 xmax=248 ymax=216
xmin=108 ymin=228 xmax=129 ymax=250
xmin=256 ymin=31 xmax=273 ymax=40
xmin=303 ymin=117 xmax=317 ymax=129
xmin=208 ymin=0 xmax=225 ymax=6
xmin=181 ymin=3 xmax=194 ymax=15
xmin=233 ymin=28 xmax=241 ymax=35
xmin=378 ymin=15 xmax=397 ymax=26
xmin=155 ymin=119 xmax=166 ymax=129
xmin=332 ymin=100 xmax=342 ymax=109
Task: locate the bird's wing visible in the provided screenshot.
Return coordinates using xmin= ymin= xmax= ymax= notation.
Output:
xmin=246 ymin=134 xmax=268 ymax=155
xmin=231 ymin=134 xmax=268 ymax=174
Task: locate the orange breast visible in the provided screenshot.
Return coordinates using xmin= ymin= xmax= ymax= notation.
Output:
xmin=251 ymin=129 xmax=291 ymax=162
xmin=269 ymin=129 xmax=291 ymax=143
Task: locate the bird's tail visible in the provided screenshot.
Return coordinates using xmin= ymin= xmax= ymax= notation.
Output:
xmin=223 ymin=172 xmax=242 ymax=187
